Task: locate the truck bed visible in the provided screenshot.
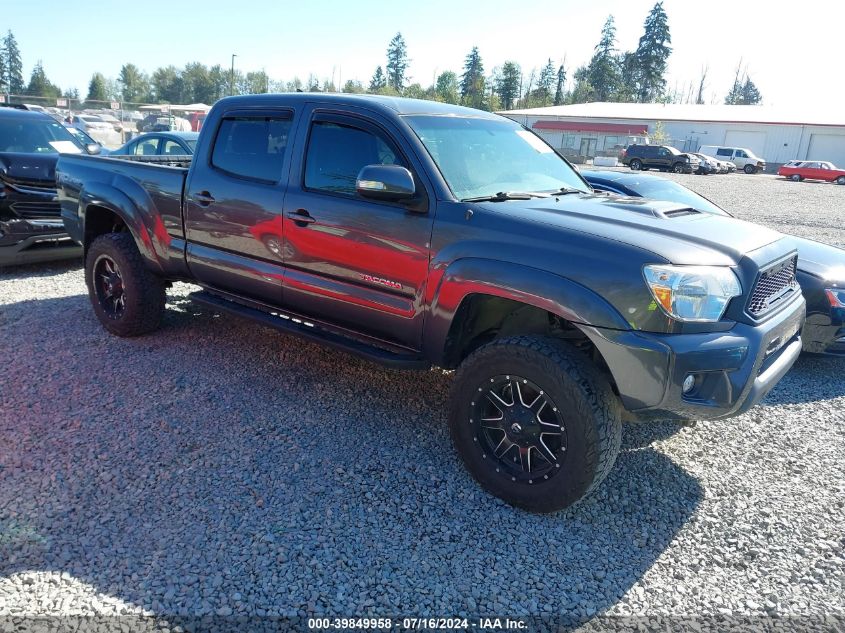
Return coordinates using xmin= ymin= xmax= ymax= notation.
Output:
xmin=56 ymin=153 xmax=189 ymax=259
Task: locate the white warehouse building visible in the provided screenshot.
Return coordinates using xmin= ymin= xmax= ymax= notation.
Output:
xmin=500 ymin=102 xmax=845 ymax=170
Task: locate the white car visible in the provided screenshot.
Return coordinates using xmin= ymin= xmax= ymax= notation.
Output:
xmin=699 ymin=145 xmax=766 ymax=174
xmin=68 ymin=115 xmax=122 ymax=148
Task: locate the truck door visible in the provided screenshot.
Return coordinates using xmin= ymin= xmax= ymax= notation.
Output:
xmin=183 ymin=108 xmax=295 ymax=305
xmin=280 ymin=107 xmax=435 ymax=349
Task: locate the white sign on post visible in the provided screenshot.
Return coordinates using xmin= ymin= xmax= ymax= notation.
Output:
xmin=56 ymin=98 xmax=68 ymax=107
xmin=0 ymin=95 xmax=6 ymax=103
xmin=110 ymin=102 xmax=120 ymax=110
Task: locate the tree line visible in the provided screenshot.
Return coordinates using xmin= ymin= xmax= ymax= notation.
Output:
xmin=1 ymin=3 xmax=762 ymax=109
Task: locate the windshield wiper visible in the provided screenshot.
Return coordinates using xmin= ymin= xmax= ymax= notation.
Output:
xmin=548 ymin=186 xmax=584 ymax=195
xmin=461 ymin=191 xmax=551 ymax=202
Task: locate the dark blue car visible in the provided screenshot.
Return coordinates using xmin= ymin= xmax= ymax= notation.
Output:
xmin=582 ymin=169 xmax=845 ymax=356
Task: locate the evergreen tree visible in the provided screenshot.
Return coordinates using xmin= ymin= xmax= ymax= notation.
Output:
xmin=118 ymin=63 xmax=150 ymax=103
xmin=181 ymin=62 xmax=215 ymax=102
xmin=534 ymin=58 xmax=556 ymax=106
xmin=86 ymin=72 xmax=108 ymax=102
xmin=460 ymin=46 xmax=486 ymax=109
xmin=434 ymin=71 xmax=459 ymax=104
xmin=553 ymin=64 xmax=566 ymax=106
xmin=4 ymin=32 xmax=24 ymax=93
xmin=635 ymin=2 xmax=672 ymax=102
xmin=587 ymin=16 xmax=621 ymax=101
xmin=385 ymin=32 xmax=409 ymax=93
xmin=25 ymin=61 xmax=61 ymax=98
xmin=617 ymin=52 xmax=640 ymax=102
xmin=0 ymin=42 xmax=6 ymax=93
xmin=150 ymin=65 xmax=182 ymax=103
xmin=342 ymin=79 xmax=365 ymax=93
xmin=369 ymin=66 xmax=386 ymax=92
xmin=568 ymin=66 xmax=595 ymax=104
xmin=494 ymin=61 xmax=521 ymax=110
xmin=725 ymin=64 xmax=762 ymax=105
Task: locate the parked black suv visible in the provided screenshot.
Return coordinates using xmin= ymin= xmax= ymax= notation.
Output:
xmin=0 ymin=107 xmax=91 ymax=266
xmin=622 ymin=144 xmax=699 ymax=174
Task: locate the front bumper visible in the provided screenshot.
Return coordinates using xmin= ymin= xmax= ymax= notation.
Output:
xmin=583 ymin=294 xmax=806 ymax=421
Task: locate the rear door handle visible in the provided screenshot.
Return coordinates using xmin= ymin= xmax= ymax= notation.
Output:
xmin=192 ymin=191 xmax=215 ymax=206
xmin=287 ymin=209 xmax=316 ymax=225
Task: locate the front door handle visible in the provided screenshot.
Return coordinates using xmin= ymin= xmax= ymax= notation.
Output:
xmin=287 ymin=209 xmax=316 ymax=225
xmin=192 ymin=191 xmax=215 ymax=206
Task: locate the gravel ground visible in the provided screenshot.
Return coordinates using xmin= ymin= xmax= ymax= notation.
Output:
xmin=1 ymin=173 xmax=843 ymax=627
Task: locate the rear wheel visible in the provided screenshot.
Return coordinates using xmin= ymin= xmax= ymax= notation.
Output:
xmin=744 ymin=164 xmax=756 ymax=174
xmin=630 ymin=159 xmax=642 ymax=171
xmin=448 ymin=336 xmax=622 ymax=513
xmin=791 ymin=174 xmax=803 ymax=182
xmin=85 ymin=232 xmax=166 ymax=337
xmin=837 ymin=176 xmax=845 ymax=185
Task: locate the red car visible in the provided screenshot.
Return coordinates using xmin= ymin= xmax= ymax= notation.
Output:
xmin=778 ymin=160 xmax=845 ymax=184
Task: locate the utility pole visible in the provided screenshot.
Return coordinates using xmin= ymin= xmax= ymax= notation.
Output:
xmin=230 ymin=54 xmax=238 ymax=96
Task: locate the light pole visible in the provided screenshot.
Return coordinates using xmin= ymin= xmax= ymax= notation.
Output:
xmin=230 ymin=54 xmax=237 ymax=96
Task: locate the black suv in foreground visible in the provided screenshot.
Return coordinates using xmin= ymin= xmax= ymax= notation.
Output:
xmin=622 ymin=144 xmax=700 ymax=173
xmin=0 ymin=107 xmax=97 ymax=266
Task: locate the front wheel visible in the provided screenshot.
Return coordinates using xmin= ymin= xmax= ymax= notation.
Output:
xmin=630 ymin=159 xmax=642 ymax=171
xmin=673 ymin=163 xmax=685 ymax=173
xmin=448 ymin=336 xmax=622 ymax=513
xmin=85 ymin=232 xmax=166 ymax=337
xmin=837 ymin=176 xmax=845 ymax=185
xmin=791 ymin=174 xmax=803 ymax=182
xmin=744 ymin=164 xmax=756 ymax=174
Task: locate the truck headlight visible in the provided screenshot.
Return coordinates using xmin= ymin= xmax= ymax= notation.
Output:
xmin=644 ymin=265 xmax=742 ymax=322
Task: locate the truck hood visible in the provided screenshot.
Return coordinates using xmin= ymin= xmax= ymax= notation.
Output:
xmin=0 ymin=152 xmax=59 ymax=189
xmin=484 ymin=193 xmax=784 ymax=266
xmin=787 ymin=236 xmax=845 ymax=282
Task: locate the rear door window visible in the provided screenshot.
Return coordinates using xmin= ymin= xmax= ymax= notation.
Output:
xmin=211 ymin=115 xmax=293 ymax=183
xmin=716 ymin=148 xmax=732 ymax=157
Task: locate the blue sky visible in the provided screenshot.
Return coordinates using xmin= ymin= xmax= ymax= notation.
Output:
xmin=5 ymin=0 xmax=844 ymax=107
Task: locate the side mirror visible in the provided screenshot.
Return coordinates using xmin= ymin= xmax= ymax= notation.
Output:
xmin=86 ymin=143 xmax=101 ymax=155
xmin=356 ymin=164 xmax=415 ymax=201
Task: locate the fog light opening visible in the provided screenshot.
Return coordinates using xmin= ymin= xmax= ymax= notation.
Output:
xmin=682 ymin=374 xmax=696 ymax=394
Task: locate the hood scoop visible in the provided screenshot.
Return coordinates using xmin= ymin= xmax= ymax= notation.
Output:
xmin=662 ymin=207 xmax=701 ymax=218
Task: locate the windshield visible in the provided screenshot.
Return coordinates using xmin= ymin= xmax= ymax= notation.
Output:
xmin=0 ymin=117 xmax=86 ymax=154
xmin=405 ymin=115 xmax=589 ymax=200
xmin=632 ymin=179 xmax=728 ymax=216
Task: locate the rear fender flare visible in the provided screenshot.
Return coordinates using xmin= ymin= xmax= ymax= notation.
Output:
xmin=80 ymin=176 xmax=165 ymax=274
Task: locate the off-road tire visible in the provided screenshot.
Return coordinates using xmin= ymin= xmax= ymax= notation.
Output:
xmin=85 ymin=232 xmax=166 ymax=337
xmin=448 ymin=335 xmax=622 ymax=513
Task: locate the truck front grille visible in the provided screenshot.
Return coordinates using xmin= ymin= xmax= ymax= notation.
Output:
xmin=11 ymin=201 xmax=62 ymax=219
xmin=747 ymin=256 xmax=799 ymax=318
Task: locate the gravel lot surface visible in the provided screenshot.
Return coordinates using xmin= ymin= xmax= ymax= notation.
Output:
xmin=1 ymin=172 xmax=843 ymax=626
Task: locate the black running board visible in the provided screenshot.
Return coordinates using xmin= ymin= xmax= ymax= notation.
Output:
xmin=188 ymin=290 xmax=430 ymax=370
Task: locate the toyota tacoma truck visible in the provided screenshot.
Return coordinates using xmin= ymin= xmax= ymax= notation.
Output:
xmin=57 ymin=94 xmax=805 ymax=513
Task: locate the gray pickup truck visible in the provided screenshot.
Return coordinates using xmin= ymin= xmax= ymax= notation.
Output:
xmin=57 ymin=94 xmax=805 ymax=512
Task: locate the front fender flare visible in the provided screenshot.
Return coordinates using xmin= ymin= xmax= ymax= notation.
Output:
xmin=422 ymin=257 xmax=631 ymax=366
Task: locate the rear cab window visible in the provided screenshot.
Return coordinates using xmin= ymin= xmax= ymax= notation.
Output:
xmin=211 ymin=113 xmax=293 ymax=183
